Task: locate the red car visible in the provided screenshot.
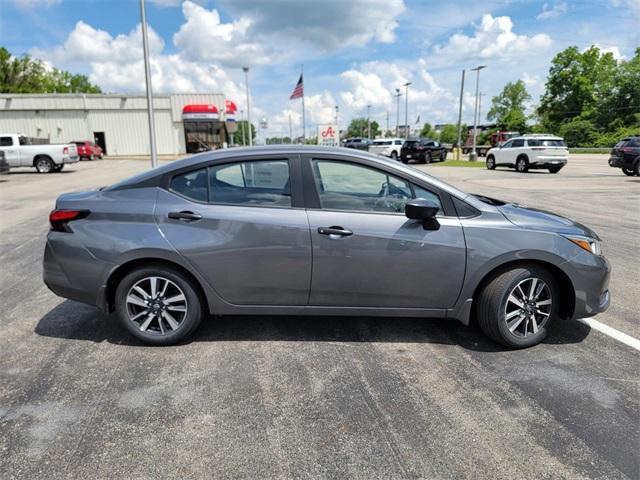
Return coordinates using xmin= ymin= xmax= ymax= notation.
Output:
xmin=73 ymin=141 xmax=103 ymax=161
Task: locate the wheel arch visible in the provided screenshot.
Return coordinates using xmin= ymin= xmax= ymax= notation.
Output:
xmin=469 ymin=259 xmax=575 ymax=324
xmin=103 ymin=257 xmax=211 ymax=316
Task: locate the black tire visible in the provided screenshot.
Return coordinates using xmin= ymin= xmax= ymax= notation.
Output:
xmin=440 ymin=151 xmax=447 ymax=161
xmin=53 ymin=164 xmax=64 ymax=172
xmin=423 ymin=152 xmax=431 ymax=164
xmin=622 ymin=168 xmax=635 ymax=176
xmin=486 ymin=155 xmax=496 ymax=170
xmin=115 ymin=264 xmax=204 ymax=346
xmin=635 ymin=161 xmax=640 ymax=176
xmin=516 ymin=156 xmax=529 ymax=173
xmin=34 ymin=156 xmax=54 ymax=173
xmin=401 ymin=157 xmax=409 ymax=164
xmin=548 ymin=166 xmax=562 ymax=174
xmin=390 ymin=151 xmax=398 ymax=161
xmin=477 ymin=265 xmax=559 ymax=348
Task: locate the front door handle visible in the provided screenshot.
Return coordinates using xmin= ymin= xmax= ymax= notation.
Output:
xmin=318 ymin=226 xmax=353 ymax=236
xmin=168 ymin=211 xmax=202 ymax=221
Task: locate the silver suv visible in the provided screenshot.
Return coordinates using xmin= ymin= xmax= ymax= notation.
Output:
xmin=486 ymin=135 xmax=568 ymax=173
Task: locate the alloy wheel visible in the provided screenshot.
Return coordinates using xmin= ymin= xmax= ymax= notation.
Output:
xmin=36 ymin=158 xmax=52 ymax=173
xmin=504 ymin=277 xmax=552 ymax=337
xmin=125 ymin=276 xmax=188 ymax=336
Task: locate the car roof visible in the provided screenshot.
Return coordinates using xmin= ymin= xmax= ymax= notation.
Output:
xmin=512 ymin=135 xmax=564 ymax=140
xmin=106 ymin=145 xmax=472 ymax=202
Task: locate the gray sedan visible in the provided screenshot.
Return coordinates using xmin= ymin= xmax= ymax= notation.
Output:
xmin=43 ymin=146 xmax=610 ymax=348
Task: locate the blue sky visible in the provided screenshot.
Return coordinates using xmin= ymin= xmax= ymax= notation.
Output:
xmin=1 ymin=0 xmax=638 ymax=136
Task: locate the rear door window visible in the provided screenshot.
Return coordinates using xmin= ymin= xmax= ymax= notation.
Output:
xmin=511 ymin=139 xmax=525 ymax=147
xmin=170 ymin=168 xmax=209 ymax=203
xmin=209 ymin=159 xmax=291 ymax=207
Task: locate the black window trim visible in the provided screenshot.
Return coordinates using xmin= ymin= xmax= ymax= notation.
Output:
xmin=300 ymin=154 xmax=457 ymax=217
xmin=164 ymin=154 xmax=304 ymax=210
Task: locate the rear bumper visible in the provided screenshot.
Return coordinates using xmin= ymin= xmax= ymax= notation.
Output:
xmin=530 ymin=157 xmax=568 ymax=168
xmin=608 ymin=156 xmax=632 ymax=169
xmin=63 ymin=155 xmax=80 ymax=164
xmin=43 ymin=236 xmax=107 ymax=307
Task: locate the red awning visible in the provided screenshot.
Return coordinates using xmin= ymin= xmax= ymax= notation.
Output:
xmin=182 ymin=104 xmax=219 ymax=120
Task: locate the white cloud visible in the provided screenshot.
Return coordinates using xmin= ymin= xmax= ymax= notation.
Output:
xmin=31 ymin=20 xmax=244 ymax=101
xmin=148 ymin=0 xmax=181 ymax=6
xmin=173 ymin=1 xmax=270 ymax=67
xmin=536 ymin=2 xmax=568 ymax=20
xmin=220 ymin=0 xmax=406 ymax=49
xmin=430 ymin=15 xmax=552 ymax=66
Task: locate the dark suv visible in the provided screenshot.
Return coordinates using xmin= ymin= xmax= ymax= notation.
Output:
xmin=609 ymin=136 xmax=640 ymax=176
xmin=400 ymin=138 xmax=447 ymax=164
xmin=342 ymin=137 xmax=372 ymax=151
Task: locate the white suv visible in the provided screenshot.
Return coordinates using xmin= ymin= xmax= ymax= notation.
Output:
xmin=486 ymin=135 xmax=568 ymax=173
xmin=368 ymin=138 xmax=405 ymax=160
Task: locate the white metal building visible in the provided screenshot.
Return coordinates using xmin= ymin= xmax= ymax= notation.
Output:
xmin=0 ymin=93 xmax=238 ymax=156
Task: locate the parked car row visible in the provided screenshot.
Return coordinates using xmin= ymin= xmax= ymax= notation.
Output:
xmin=342 ymin=137 xmax=448 ymax=164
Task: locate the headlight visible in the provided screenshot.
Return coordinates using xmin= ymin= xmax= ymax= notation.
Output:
xmin=564 ymin=235 xmax=602 ymax=255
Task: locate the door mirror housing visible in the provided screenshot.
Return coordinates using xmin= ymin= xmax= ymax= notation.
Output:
xmin=405 ymin=198 xmax=440 ymax=230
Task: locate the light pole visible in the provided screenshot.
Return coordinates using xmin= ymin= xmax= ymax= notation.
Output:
xmin=139 ymin=0 xmax=157 ymax=168
xmin=242 ymin=66 xmax=252 ymax=147
xmin=240 ymin=109 xmax=246 ymax=145
xmin=470 ymin=65 xmax=486 ymax=162
xmin=386 ymin=111 xmax=389 ymax=135
xmin=455 ymin=69 xmax=465 ymax=160
xmin=395 ymin=88 xmax=402 ymax=137
xmin=403 ymin=82 xmax=411 ymax=140
xmin=367 ymin=105 xmax=371 ymax=139
xmin=335 ymin=105 xmax=339 ymax=144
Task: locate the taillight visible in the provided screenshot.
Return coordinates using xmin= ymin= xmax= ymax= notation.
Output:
xmin=63 ymin=146 xmax=69 ymax=155
xmin=49 ymin=209 xmax=90 ymax=232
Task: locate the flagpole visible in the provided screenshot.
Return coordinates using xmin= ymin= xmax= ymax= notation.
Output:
xmin=301 ymin=65 xmax=306 ymax=143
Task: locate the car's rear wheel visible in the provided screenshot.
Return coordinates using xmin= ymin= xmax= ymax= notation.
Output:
xmin=622 ymin=167 xmax=635 ymax=176
xmin=548 ymin=166 xmax=562 ymax=174
xmin=390 ymin=151 xmax=398 ymax=161
xmin=516 ymin=156 xmax=529 ymax=173
xmin=477 ymin=265 xmax=559 ymax=348
xmin=35 ymin=156 xmax=54 ymax=173
xmin=440 ymin=151 xmax=447 ymax=161
xmin=115 ymin=265 xmax=204 ymax=345
xmin=486 ymin=155 xmax=496 ymax=170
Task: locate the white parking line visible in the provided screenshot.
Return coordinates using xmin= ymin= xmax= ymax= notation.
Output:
xmin=577 ymin=318 xmax=640 ymax=351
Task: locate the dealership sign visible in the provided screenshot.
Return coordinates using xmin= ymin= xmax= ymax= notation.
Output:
xmin=317 ymin=124 xmax=339 ymax=147
xmin=182 ymin=104 xmax=219 ymax=120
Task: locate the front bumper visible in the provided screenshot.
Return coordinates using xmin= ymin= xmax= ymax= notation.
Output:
xmin=565 ymin=253 xmax=611 ymax=320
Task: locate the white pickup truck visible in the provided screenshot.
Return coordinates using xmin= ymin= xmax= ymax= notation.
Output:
xmin=0 ymin=134 xmax=79 ymax=173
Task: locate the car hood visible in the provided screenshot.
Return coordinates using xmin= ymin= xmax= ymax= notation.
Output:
xmin=498 ymin=203 xmax=599 ymax=239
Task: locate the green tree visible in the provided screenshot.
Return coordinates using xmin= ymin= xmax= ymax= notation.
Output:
xmin=487 ymin=80 xmax=531 ymax=131
xmin=0 ymin=47 xmax=101 ymax=94
xmin=537 ymin=45 xmax=617 ymax=129
xmin=419 ymin=122 xmax=437 ymax=138
xmin=558 ymin=119 xmax=598 ymax=147
xmin=438 ymin=123 xmax=467 ymax=144
xmin=593 ymin=48 xmax=640 ymax=129
xmin=233 ymin=121 xmax=256 ymax=146
xmin=345 ymin=118 xmax=379 ymax=138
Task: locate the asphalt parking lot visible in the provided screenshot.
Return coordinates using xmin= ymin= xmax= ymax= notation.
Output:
xmin=1 ymin=154 xmax=638 ymax=479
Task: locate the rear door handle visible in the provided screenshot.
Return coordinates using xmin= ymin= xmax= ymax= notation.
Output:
xmin=318 ymin=226 xmax=353 ymax=236
xmin=168 ymin=211 xmax=202 ymax=221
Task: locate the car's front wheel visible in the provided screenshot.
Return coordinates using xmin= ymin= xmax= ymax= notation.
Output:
xmin=622 ymin=167 xmax=635 ymax=176
xmin=423 ymin=152 xmax=432 ymax=164
xmin=477 ymin=265 xmax=559 ymax=348
xmin=115 ymin=264 xmax=204 ymax=345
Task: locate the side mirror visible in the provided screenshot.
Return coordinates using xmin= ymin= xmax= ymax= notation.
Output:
xmin=405 ymin=198 xmax=440 ymax=230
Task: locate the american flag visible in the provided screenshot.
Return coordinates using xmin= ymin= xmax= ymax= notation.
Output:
xmin=289 ymin=74 xmax=304 ymax=100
